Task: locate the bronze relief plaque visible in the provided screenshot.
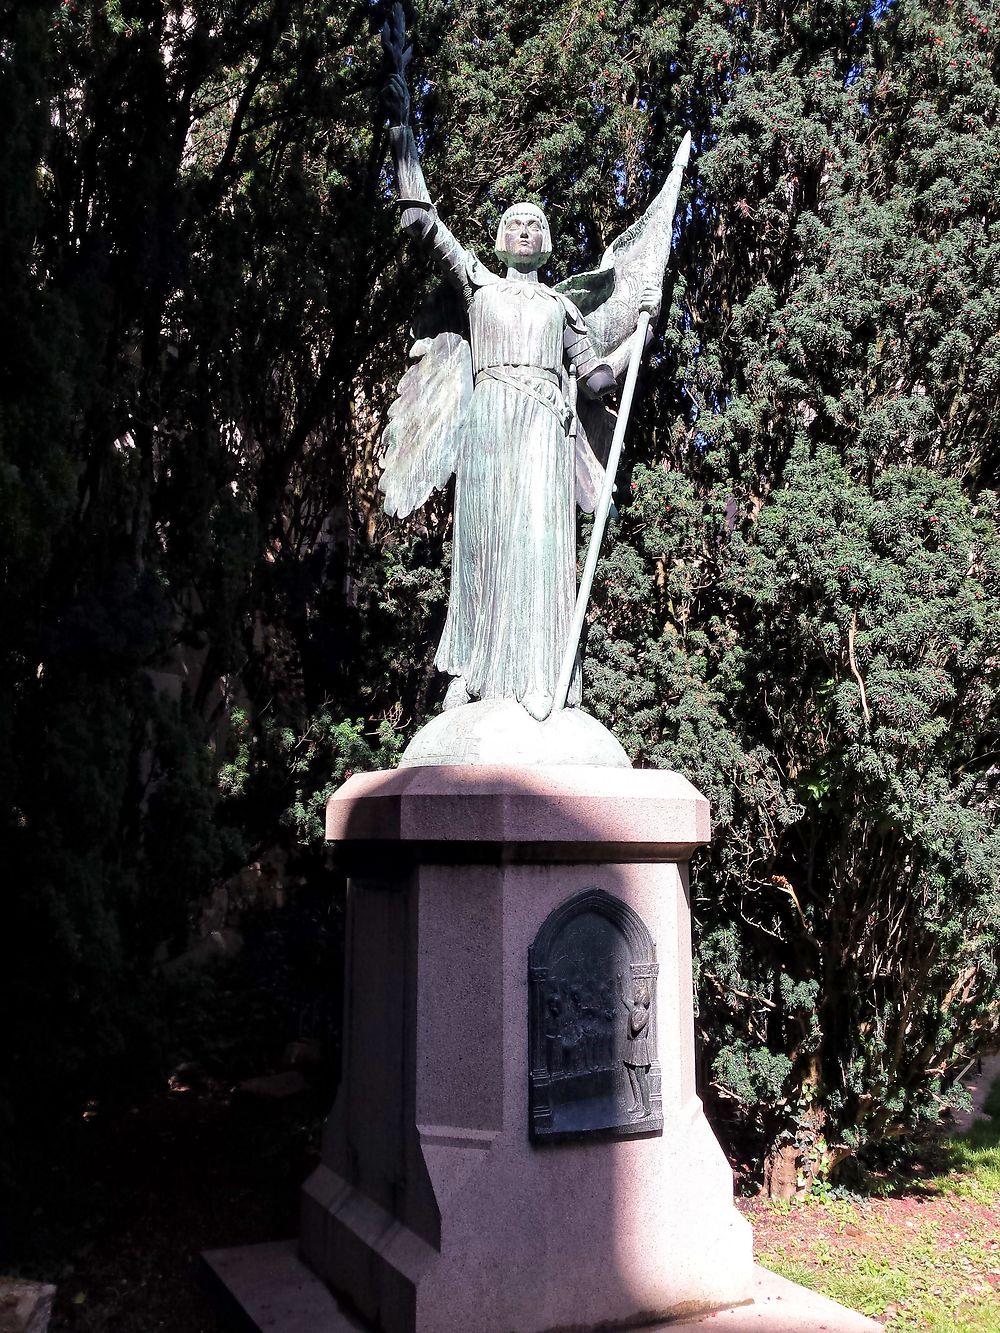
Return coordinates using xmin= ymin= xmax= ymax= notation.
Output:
xmin=529 ymin=888 xmax=662 ymax=1141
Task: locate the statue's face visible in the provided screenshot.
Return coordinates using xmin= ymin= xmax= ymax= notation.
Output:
xmin=495 ymin=202 xmax=550 ymax=270
xmin=503 ymin=212 xmax=545 ymax=260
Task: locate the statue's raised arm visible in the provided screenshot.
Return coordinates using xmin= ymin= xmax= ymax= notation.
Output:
xmin=377 ymin=4 xmax=478 ymax=522
xmin=381 ymin=4 xmax=478 ymax=299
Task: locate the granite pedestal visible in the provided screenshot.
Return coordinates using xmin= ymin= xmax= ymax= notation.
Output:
xmin=299 ymin=764 xmax=754 ymax=1332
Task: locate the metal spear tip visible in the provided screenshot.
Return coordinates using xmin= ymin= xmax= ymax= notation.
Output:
xmin=673 ymin=131 xmax=692 ymax=169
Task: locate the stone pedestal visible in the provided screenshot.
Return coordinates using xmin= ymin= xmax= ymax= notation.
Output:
xmin=300 ymin=765 xmax=753 ymax=1333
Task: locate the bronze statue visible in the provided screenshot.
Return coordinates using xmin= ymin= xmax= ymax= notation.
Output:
xmin=379 ymin=5 xmax=688 ymax=723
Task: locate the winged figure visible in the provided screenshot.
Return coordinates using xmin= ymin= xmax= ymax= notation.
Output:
xmin=378 ymin=7 xmax=688 ymax=721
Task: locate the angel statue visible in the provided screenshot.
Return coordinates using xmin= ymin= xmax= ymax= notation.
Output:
xmin=378 ymin=5 xmax=689 ymax=728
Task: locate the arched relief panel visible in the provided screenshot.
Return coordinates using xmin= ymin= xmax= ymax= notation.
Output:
xmin=529 ymin=888 xmax=663 ymax=1142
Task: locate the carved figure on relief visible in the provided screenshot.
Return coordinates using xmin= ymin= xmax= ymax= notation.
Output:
xmin=377 ymin=4 xmax=687 ymax=722
xmin=618 ymin=970 xmax=653 ymax=1118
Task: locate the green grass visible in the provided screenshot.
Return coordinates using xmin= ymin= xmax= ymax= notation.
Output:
xmin=766 ymin=1217 xmax=1000 ymax=1333
xmin=932 ymin=1097 xmax=1000 ymax=1203
xmin=758 ymin=1080 xmax=1000 ymax=1333
xmin=771 ymin=1255 xmax=910 ymax=1316
xmin=814 ymin=1253 xmax=911 ymax=1317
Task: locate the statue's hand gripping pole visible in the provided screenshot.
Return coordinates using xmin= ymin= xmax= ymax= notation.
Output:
xmin=550 ymin=132 xmax=692 ymax=718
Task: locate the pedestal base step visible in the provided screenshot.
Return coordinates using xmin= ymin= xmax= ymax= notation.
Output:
xmin=202 ymin=1241 xmax=364 ymax=1333
xmin=202 ymin=1241 xmax=883 ymax=1333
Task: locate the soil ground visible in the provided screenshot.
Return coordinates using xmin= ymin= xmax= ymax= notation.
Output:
xmin=742 ymin=1175 xmax=1000 ymax=1332
xmin=742 ymin=1053 xmax=1000 ymax=1333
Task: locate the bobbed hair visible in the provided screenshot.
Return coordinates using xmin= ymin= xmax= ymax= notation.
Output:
xmin=494 ymin=201 xmax=552 ymax=269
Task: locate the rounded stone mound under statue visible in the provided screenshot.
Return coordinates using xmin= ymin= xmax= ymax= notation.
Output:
xmin=398 ymin=698 xmax=631 ymax=768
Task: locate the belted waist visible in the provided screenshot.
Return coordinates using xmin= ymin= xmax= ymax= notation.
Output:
xmin=474 ymin=363 xmax=561 ymax=387
xmin=474 ymin=365 xmax=567 ymax=427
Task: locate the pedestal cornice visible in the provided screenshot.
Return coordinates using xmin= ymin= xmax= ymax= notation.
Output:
xmin=325 ymin=764 xmax=710 ymax=865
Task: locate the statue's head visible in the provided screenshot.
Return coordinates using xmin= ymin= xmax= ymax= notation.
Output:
xmin=494 ymin=202 xmax=551 ymax=271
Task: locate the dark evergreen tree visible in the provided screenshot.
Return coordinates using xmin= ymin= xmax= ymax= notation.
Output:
xmin=1 ymin=0 xmax=998 ymax=1203
xmin=0 ymin=0 xmax=420 ymax=1201
xmin=579 ymin=0 xmax=1000 ymax=1184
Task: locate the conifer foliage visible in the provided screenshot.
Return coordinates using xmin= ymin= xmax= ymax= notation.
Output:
xmin=581 ymin=0 xmax=1000 ymax=1180
xmin=1 ymin=0 xmax=998 ymax=1189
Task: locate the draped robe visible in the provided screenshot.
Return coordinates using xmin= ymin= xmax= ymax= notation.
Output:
xmin=423 ymin=230 xmax=599 ymax=709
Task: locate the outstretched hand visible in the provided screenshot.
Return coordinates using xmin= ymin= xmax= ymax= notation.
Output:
xmin=380 ymin=2 xmax=412 ymax=126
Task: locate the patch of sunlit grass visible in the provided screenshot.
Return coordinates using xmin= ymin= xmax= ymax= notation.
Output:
xmin=762 ymin=1219 xmax=1000 ymax=1332
xmin=933 ymin=1111 xmax=1000 ymax=1203
xmin=756 ymin=1097 xmax=1000 ymax=1333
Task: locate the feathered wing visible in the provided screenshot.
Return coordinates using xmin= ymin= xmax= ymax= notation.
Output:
xmin=556 ymin=132 xmax=691 ymax=360
xmin=378 ymin=285 xmax=472 ymax=519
